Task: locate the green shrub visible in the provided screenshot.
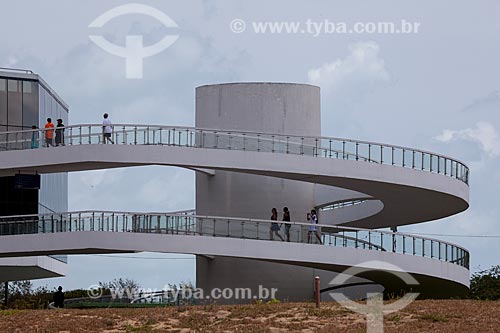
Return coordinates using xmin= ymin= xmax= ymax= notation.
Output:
xmin=470 ymin=265 xmax=500 ymax=300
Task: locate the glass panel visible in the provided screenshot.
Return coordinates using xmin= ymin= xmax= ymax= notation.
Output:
xmin=22 ymin=81 xmax=39 ymax=148
xmin=422 ymin=153 xmax=431 ymax=171
xmin=430 ymin=155 xmax=438 ymax=173
xmin=403 ymin=149 xmax=412 ymax=168
xmin=0 ymin=79 xmax=6 ymax=127
xmin=357 ymin=142 xmax=369 ymax=161
xmin=343 ymin=141 xmax=355 ymax=160
xmin=0 ymin=80 xmax=6 ymax=150
xmin=368 ymin=144 xmax=381 ymax=163
xmin=380 ymin=146 xmax=389 ymax=165
xmin=391 ymin=147 xmax=402 ymax=166
xmin=7 ymin=79 xmax=22 ymax=130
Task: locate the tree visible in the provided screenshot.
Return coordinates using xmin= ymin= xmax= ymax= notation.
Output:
xmin=470 ymin=265 xmax=500 ymax=300
xmin=99 ymin=278 xmax=140 ymax=292
xmin=0 ymin=280 xmax=52 ymax=309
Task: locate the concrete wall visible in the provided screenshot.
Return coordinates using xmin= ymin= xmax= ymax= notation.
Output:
xmin=195 ymin=82 xmax=341 ymax=302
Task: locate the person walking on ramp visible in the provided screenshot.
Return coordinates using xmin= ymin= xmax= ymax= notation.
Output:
xmin=270 ymin=208 xmax=284 ymax=241
xmin=282 ymin=206 xmax=291 ymax=242
xmin=44 ymin=118 xmax=54 ymax=147
xmin=307 ymin=210 xmax=323 ymax=244
xmin=102 ymin=113 xmax=114 ymax=144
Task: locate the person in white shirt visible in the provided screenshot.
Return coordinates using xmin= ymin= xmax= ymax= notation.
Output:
xmin=307 ymin=210 xmax=323 ymax=244
xmin=102 ymin=113 xmax=114 ymax=144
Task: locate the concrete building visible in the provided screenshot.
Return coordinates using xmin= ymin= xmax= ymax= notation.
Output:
xmin=0 ymin=77 xmax=470 ymax=302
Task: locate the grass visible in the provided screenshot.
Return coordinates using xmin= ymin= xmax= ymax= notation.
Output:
xmin=1 ymin=300 xmax=500 ymax=332
xmin=419 ymin=313 xmax=449 ymax=323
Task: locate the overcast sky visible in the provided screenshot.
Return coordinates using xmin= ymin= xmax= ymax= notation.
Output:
xmin=1 ymin=0 xmax=499 ymax=290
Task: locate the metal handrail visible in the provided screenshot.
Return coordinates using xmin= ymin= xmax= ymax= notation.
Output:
xmin=0 ymin=210 xmax=470 ymax=269
xmin=0 ymin=124 xmax=470 ymax=184
xmin=0 ymin=67 xmax=34 ymax=74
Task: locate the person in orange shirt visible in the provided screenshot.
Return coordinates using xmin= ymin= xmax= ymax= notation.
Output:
xmin=45 ymin=118 xmax=55 ymax=147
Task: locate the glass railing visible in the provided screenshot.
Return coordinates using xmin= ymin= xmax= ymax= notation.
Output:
xmin=320 ymin=199 xmax=369 ymax=212
xmin=0 ymin=211 xmax=470 ymax=269
xmin=0 ymin=124 xmax=470 ymax=184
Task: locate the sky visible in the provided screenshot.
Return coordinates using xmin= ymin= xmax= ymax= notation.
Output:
xmin=1 ymin=0 xmax=500 ymax=290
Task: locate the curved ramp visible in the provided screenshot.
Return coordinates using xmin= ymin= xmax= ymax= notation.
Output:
xmin=0 ymin=124 xmax=469 ymax=229
xmin=0 ymin=211 xmax=469 ymax=297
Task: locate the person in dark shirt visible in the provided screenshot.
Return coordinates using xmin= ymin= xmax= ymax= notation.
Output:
xmin=282 ymin=207 xmax=291 ymax=242
xmin=269 ymin=208 xmax=284 ymax=241
xmin=55 ymin=119 xmax=65 ymax=146
xmin=53 ymin=286 xmax=64 ymax=308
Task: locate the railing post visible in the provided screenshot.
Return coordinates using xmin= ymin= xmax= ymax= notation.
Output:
xmin=392 ymin=232 xmax=396 ymax=252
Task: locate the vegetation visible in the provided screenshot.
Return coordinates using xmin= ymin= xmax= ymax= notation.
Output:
xmin=469 ymin=265 xmax=500 ymax=300
xmin=0 ymin=278 xmax=141 ymax=309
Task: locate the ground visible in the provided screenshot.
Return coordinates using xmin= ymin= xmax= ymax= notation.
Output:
xmin=1 ymin=300 xmax=499 ymax=332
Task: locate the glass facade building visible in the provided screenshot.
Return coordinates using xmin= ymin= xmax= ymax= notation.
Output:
xmin=0 ymin=69 xmax=68 ymax=262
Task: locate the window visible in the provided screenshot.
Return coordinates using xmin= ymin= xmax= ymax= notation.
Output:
xmin=7 ymin=79 xmax=22 ymax=130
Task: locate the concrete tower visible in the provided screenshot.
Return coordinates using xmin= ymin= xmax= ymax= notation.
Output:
xmin=195 ymin=83 xmax=326 ymax=302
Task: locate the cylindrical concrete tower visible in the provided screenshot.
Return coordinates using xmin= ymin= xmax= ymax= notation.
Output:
xmin=195 ymin=83 xmax=327 ymax=302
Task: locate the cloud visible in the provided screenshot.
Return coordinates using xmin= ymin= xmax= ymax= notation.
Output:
xmin=1 ymin=55 xmax=18 ymax=68
xmin=307 ymin=41 xmax=390 ymax=104
xmin=434 ymin=121 xmax=500 ymax=158
xmin=462 ymin=90 xmax=500 ymax=113
xmin=78 ymin=170 xmax=108 ymax=188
